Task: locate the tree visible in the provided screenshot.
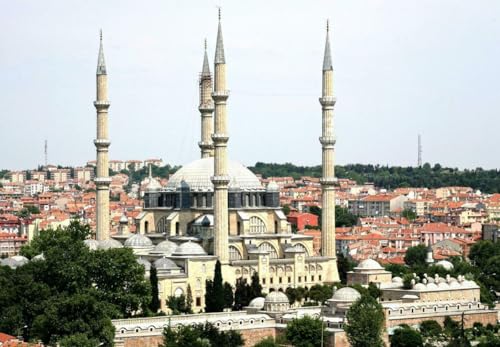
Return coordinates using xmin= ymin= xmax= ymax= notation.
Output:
xmin=223 ymin=282 xmax=233 ymax=309
xmin=308 ymin=284 xmax=333 ymax=304
xmin=253 ymin=337 xmax=279 ymax=347
xmin=186 ymin=284 xmax=193 ymax=313
xmin=233 ymin=277 xmax=250 ymax=310
xmin=162 ymin=322 xmax=244 ymax=347
xmin=149 ymin=264 xmax=160 ymax=313
xmin=250 ymin=272 xmax=263 ymax=299
xmin=401 ymin=209 xmax=417 ymax=221
xmin=404 ymin=245 xmax=428 ymax=268
xmin=367 ymin=282 xmax=382 ymax=299
xmin=286 ymin=287 xmax=298 ymax=305
xmin=212 ymin=261 xmax=225 ymax=312
xmin=282 ymin=204 xmax=291 ymax=216
xmin=335 ymin=205 xmax=358 ymax=227
xmin=390 ymin=326 xmax=423 ymax=347
xmin=285 ymin=316 xmax=327 ymax=347
xmin=344 ymin=294 xmax=385 ymax=347
xmin=419 ymin=320 xmax=443 ymax=339
xmin=167 ymin=294 xmax=191 ymax=315
xmin=337 ymin=253 xmax=356 ymax=284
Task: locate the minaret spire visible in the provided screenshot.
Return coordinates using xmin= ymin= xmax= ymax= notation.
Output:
xmin=199 ymin=40 xmax=215 ymax=158
xmin=211 ymin=9 xmax=230 ymax=264
xmin=94 ymin=30 xmax=112 ymax=241
xmin=319 ymin=21 xmax=339 ymax=281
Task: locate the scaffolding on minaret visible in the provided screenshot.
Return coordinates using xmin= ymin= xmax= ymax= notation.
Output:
xmin=418 ymin=134 xmax=422 ymax=167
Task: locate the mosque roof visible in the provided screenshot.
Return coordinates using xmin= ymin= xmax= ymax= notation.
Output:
xmin=355 ymin=258 xmax=384 ymax=270
xmin=124 ymin=233 xmax=153 ymax=248
xmin=150 ymin=240 xmax=178 ymax=255
xmin=166 ymin=158 xmax=263 ymax=191
xmin=331 ymin=287 xmax=361 ymax=302
xmin=172 ymin=240 xmax=207 ymax=256
xmin=264 ymin=291 xmax=289 ymax=304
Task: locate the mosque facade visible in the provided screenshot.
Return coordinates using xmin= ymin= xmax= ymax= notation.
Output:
xmin=92 ymin=12 xmax=339 ymax=313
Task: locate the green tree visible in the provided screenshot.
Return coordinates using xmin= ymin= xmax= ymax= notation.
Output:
xmin=234 ymin=277 xmax=250 ymax=310
xmin=285 ymin=316 xmax=328 ymax=347
xmin=282 ymin=204 xmax=291 ymax=216
xmin=213 ymin=261 xmax=224 ymax=312
xmin=401 ymin=209 xmax=417 ymax=221
xmin=344 ymin=294 xmax=385 ymax=347
xmin=223 ymin=282 xmax=234 ymax=309
xmin=205 ymin=279 xmax=215 ymax=312
xmin=186 ymin=284 xmax=193 ymax=313
xmin=404 ymin=245 xmax=428 ymax=268
xmin=286 ymin=287 xmax=298 ymax=305
xmin=167 ymin=294 xmax=191 ymax=315
xmin=308 ymin=284 xmax=333 ymax=304
xmin=162 ymin=322 xmax=243 ymax=347
xmin=253 ymin=337 xmax=279 ymax=347
xmin=337 ymin=253 xmax=356 ymax=284
xmin=336 ymin=205 xmax=358 ymax=227
xmin=390 ymin=326 xmax=423 ymax=347
xmin=149 ymin=264 xmax=160 ymax=313
xmin=250 ymin=272 xmax=263 ymax=299
xmin=419 ymin=320 xmax=443 ymax=339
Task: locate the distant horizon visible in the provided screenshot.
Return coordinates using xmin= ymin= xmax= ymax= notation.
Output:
xmin=2 ymin=1 xmax=499 ymax=170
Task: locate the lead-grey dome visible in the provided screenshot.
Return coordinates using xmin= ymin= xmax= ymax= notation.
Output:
xmin=331 ymin=287 xmax=361 ymax=302
xmin=150 ymin=240 xmax=178 ymax=255
xmin=264 ymin=291 xmax=289 ymax=304
xmin=125 ymin=234 xmax=153 ymax=248
xmin=436 ymin=260 xmax=454 ymax=271
xmin=248 ymin=297 xmax=265 ymax=309
xmin=172 ymin=241 xmax=207 ymax=256
xmin=166 ymin=158 xmax=263 ymax=191
xmin=84 ymin=239 xmax=100 ymax=251
xmin=98 ymin=239 xmax=124 ymax=250
xmin=356 ymin=259 xmax=383 ymax=270
xmin=154 ymin=257 xmax=180 ymax=270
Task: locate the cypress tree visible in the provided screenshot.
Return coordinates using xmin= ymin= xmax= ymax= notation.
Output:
xmin=233 ymin=277 xmax=249 ymax=310
xmin=186 ymin=284 xmax=193 ymax=314
xmin=205 ymin=279 xmax=214 ymax=312
xmin=149 ymin=264 xmax=160 ymax=313
xmin=213 ymin=260 xmax=225 ymax=311
xmin=250 ymin=272 xmax=263 ymax=299
xmin=223 ymin=282 xmax=234 ymax=309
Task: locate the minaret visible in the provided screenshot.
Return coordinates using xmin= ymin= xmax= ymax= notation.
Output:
xmin=94 ymin=30 xmax=112 ymax=241
xmin=211 ymin=9 xmax=230 ymax=264
xmin=319 ymin=21 xmax=338 ymax=268
xmin=199 ymin=39 xmax=215 ymax=158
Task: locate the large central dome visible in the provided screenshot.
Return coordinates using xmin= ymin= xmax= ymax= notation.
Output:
xmin=166 ymin=157 xmax=263 ymax=191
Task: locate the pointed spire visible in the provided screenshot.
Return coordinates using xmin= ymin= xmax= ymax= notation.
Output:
xmin=323 ymin=20 xmax=333 ymax=71
xmin=214 ymin=8 xmax=225 ymax=64
xmin=97 ymin=29 xmax=107 ymax=75
xmin=202 ymin=39 xmax=211 ymax=76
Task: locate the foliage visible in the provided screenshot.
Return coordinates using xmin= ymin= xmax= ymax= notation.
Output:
xmin=336 ymin=205 xmax=359 ymax=227
xmin=223 ymin=282 xmax=234 ymax=309
xmin=234 ymin=277 xmax=251 ymax=310
xmin=344 ymin=294 xmax=385 ymax=347
xmin=205 ymin=261 xmax=225 ymax=312
xmin=166 ymin=294 xmax=192 ymax=315
xmin=250 ymin=272 xmax=263 ymax=299
xmin=282 ymin=204 xmax=291 ymax=216
xmin=162 ymin=322 xmax=244 ymax=347
xmin=419 ymin=320 xmax=443 ymax=339
xmin=404 ymin=245 xmax=428 ymax=268
xmin=337 ymin=253 xmax=356 ymax=284
xmin=249 ymin=162 xmax=500 ymax=193
xmin=384 ymin=263 xmax=410 ymax=277
xmin=149 ymin=264 xmax=160 ymax=313
xmin=308 ymin=284 xmax=333 ymax=304
xmin=390 ymin=326 xmax=423 ymax=347
xmin=0 ymin=221 xmax=150 ymax=345
xmin=253 ymin=337 xmax=279 ymax=347
xmin=186 ymin=284 xmax=193 ymax=313
xmin=402 ymin=273 xmax=414 ymax=289
xmin=285 ymin=316 xmax=328 ymax=347
xmin=401 ymin=208 xmax=417 ymax=221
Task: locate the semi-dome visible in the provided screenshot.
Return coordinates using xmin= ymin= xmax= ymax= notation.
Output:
xmin=436 ymin=260 xmax=454 ymax=271
xmin=166 ymin=158 xmax=263 ymax=191
xmin=124 ymin=233 xmax=153 ymax=248
xmin=84 ymin=239 xmax=100 ymax=251
xmin=331 ymin=287 xmax=361 ymax=302
xmin=172 ymin=240 xmax=207 ymax=256
xmin=248 ymin=297 xmax=265 ymax=309
xmin=154 ymin=257 xmax=180 ymax=270
xmin=264 ymin=291 xmax=289 ymax=303
xmin=356 ymin=259 xmax=383 ymax=270
xmin=98 ymin=239 xmax=124 ymax=250
xmin=150 ymin=240 xmax=178 ymax=255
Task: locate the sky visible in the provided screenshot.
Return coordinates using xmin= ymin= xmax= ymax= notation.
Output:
xmin=1 ymin=0 xmax=499 ymax=170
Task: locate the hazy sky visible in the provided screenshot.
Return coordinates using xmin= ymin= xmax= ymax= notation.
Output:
xmin=1 ymin=0 xmax=499 ymax=170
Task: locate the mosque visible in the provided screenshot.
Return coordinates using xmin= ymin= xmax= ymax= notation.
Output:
xmin=90 ymin=12 xmax=339 ymax=313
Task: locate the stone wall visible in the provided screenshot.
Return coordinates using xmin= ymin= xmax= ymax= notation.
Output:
xmin=388 ymin=310 xmax=497 ymax=329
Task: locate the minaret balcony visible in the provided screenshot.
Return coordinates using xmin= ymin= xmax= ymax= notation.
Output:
xmin=94 ymin=100 xmax=111 ymax=109
xmin=319 ymin=136 xmax=336 ymax=146
xmin=212 ymin=90 xmax=230 ymax=101
xmin=198 ymin=141 xmax=214 ymax=149
xmin=94 ymin=139 xmax=111 ymax=147
xmin=199 ymin=104 xmax=215 ymax=113
xmin=212 ymin=134 xmax=229 ymax=143
xmin=94 ymin=177 xmax=112 ymax=185
xmin=320 ymin=177 xmax=337 ymax=186
xmin=211 ymin=175 xmax=231 ymax=185
xmin=319 ymin=96 xmax=336 ymax=107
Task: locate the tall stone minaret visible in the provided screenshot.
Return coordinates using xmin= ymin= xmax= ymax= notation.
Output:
xmin=211 ymin=10 xmax=230 ymax=264
xmin=94 ymin=30 xmax=111 ymax=241
xmin=319 ymin=21 xmax=338 ymax=266
xmin=199 ymin=40 xmax=215 ymax=158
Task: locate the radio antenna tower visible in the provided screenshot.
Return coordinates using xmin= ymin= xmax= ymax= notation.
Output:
xmin=417 ymin=134 xmax=422 ymax=167
xmin=44 ymin=139 xmax=48 ymax=167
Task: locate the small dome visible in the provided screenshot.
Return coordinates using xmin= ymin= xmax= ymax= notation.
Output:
xmin=125 ymin=234 xmax=153 ymax=248
xmin=438 ymin=282 xmax=449 ymax=289
xmin=119 ymin=214 xmax=128 ymax=224
xmin=84 ymin=239 xmax=100 ymax=251
xmin=137 ymin=257 xmax=151 ymax=271
xmin=392 ymin=276 xmax=403 ymax=283
xmin=98 ymin=239 xmax=124 ymax=250
xmin=356 ymin=259 xmax=383 ymax=270
xmin=461 ymin=280 xmax=477 ymax=288
xmin=436 ymin=260 xmax=454 ymax=271
xmin=266 ymin=181 xmax=279 ymax=191
xmin=248 ymin=297 xmax=265 ymax=309
xmin=172 ymin=241 xmax=207 ymax=256
xmin=450 ymin=281 xmax=461 ymax=288
xmin=331 ymin=287 xmax=361 ymax=302
xmin=11 ymin=255 xmax=29 ymax=265
xmin=32 ymin=253 xmax=45 ymax=261
xmin=264 ymin=291 xmax=289 ymax=304
xmin=413 ymin=283 xmax=426 ymax=290
xmin=426 ymin=282 xmax=438 ymax=290
xmin=0 ymin=258 xmax=22 ymax=269
xmin=151 ymin=240 xmax=178 ymax=255
xmin=154 ymin=257 xmax=179 ymax=270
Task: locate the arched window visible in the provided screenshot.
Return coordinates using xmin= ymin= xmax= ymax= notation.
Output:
xmin=156 ymin=216 xmax=168 ymax=233
xmin=294 ymin=243 xmax=309 ymax=256
xmin=144 ymin=221 xmax=149 ymax=233
xmin=174 ymin=287 xmax=184 ymax=297
xmin=249 ymin=216 xmax=267 ymax=234
xmin=229 ymin=246 xmax=242 ymax=261
xmin=258 ymin=242 xmax=278 ymax=259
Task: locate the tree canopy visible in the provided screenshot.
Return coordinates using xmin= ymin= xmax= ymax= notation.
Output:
xmin=0 ymin=221 xmax=150 ymax=346
xmin=161 ymin=322 xmax=244 ymax=347
xmin=285 ymin=316 xmax=328 ymax=347
xmin=344 ymin=294 xmax=385 ymax=347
